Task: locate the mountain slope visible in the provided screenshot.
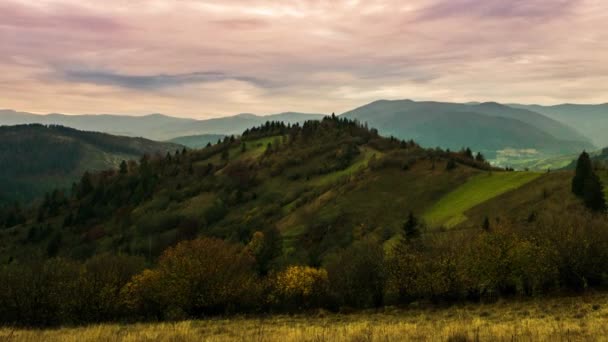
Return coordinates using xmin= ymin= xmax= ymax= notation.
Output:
xmin=509 ymin=103 xmax=608 ymax=147
xmin=0 ymin=124 xmax=180 ymax=204
xmin=341 ymin=100 xmax=593 ymax=158
xmin=0 ymin=117 xmax=507 ymax=263
xmin=0 ymin=110 xmax=326 ymax=141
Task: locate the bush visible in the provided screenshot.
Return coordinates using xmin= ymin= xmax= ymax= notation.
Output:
xmin=269 ymin=266 xmax=329 ymax=311
xmin=325 ymin=239 xmax=385 ymax=308
xmin=123 ymin=238 xmax=259 ymax=318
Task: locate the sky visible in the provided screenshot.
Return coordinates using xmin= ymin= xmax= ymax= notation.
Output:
xmin=1 ymin=0 xmax=608 ymax=118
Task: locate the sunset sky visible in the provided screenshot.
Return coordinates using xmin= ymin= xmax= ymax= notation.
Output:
xmin=2 ymin=0 xmax=608 ymax=118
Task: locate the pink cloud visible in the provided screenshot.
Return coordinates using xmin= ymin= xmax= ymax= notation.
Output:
xmin=0 ymin=0 xmax=607 ymax=117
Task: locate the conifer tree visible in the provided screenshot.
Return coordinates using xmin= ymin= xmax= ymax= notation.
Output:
xmin=583 ymin=173 xmax=606 ymax=212
xmin=119 ymin=160 xmax=128 ymax=174
xmin=403 ymin=212 xmax=420 ymax=240
xmin=572 ymin=151 xmax=592 ymax=196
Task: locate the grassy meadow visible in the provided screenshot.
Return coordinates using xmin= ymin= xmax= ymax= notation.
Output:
xmin=1 ymin=294 xmax=607 ymax=341
xmin=423 ymin=172 xmax=541 ymax=228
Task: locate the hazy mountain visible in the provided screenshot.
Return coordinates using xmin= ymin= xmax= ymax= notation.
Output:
xmin=509 ymin=103 xmax=608 ymax=147
xmin=341 ymin=99 xmax=594 ymax=158
xmin=0 ymin=110 xmax=326 ymax=141
xmin=168 ymin=134 xmax=227 ymax=149
xmin=0 ymin=124 xmax=180 ymax=204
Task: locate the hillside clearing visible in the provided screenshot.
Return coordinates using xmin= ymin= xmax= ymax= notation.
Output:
xmin=423 ymin=171 xmax=541 ymax=228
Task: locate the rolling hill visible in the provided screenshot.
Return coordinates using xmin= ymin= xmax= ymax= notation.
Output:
xmin=340 ymin=100 xmax=594 ymax=161
xmin=0 ymin=124 xmax=179 ymax=205
xmin=1 ymin=116 xmax=605 ymax=327
xmin=0 ymin=110 xmax=326 ymax=141
xmin=0 ymin=116 xmax=587 ymax=265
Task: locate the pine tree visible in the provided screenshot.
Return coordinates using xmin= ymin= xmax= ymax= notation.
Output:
xmin=482 ymin=216 xmax=490 ymax=231
xmin=572 ymin=151 xmax=592 ymax=196
xmin=446 ymin=159 xmax=457 ymax=171
xmin=583 ymin=173 xmax=606 ymax=212
xmin=78 ymin=172 xmax=94 ymax=199
xmin=119 ymin=160 xmax=128 ymax=174
xmin=464 ymin=148 xmax=474 ymax=159
xmin=475 ymin=152 xmax=485 ymax=163
xmin=403 ymin=212 xmax=420 ymax=240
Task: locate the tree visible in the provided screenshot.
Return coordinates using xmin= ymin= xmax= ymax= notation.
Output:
xmin=572 ymin=151 xmax=592 ymax=196
xmin=221 ymin=148 xmax=229 ymax=161
xmin=119 ymin=160 xmax=128 ymax=174
xmin=446 ymin=159 xmax=457 ymax=171
xmin=475 ymin=152 xmax=485 ymax=163
xmin=133 ymin=238 xmax=258 ymax=316
xmin=77 ymin=172 xmax=94 ymax=199
xmin=325 ymin=239 xmax=385 ymax=308
xmin=464 ymin=147 xmax=474 ymax=159
xmin=583 ymin=173 xmax=606 ymax=212
xmin=482 ymin=216 xmax=491 ymax=231
xmin=246 ymin=228 xmax=283 ymax=275
xmin=403 ymin=212 xmax=420 ymax=240
xmin=270 ymin=266 xmax=329 ymax=310
xmin=572 ymin=151 xmax=606 ymax=211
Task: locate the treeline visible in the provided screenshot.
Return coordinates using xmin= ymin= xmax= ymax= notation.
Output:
xmin=2 ymin=206 xmax=608 ymax=326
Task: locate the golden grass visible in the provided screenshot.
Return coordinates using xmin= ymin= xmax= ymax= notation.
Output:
xmin=2 ymin=294 xmax=608 ymax=341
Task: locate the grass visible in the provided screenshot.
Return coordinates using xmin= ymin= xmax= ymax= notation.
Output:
xmin=3 ymin=294 xmax=608 ymax=341
xmin=423 ymin=171 xmax=541 ymax=228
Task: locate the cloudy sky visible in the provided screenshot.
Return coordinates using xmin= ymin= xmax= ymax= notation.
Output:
xmin=2 ymin=0 xmax=608 ymax=118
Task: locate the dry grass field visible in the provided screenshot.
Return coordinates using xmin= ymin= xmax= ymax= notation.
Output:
xmin=2 ymin=294 xmax=608 ymax=341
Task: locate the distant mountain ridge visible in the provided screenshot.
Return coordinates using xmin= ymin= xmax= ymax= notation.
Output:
xmin=0 ymin=110 xmax=327 ymax=141
xmin=508 ymin=103 xmax=608 ymax=147
xmin=340 ymin=99 xmax=594 ymax=159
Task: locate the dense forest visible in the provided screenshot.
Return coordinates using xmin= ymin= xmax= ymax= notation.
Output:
xmin=0 ymin=116 xmax=606 ymax=326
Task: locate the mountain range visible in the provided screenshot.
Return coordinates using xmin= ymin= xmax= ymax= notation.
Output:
xmin=509 ymin=103 xmax=608 ymax=147
xmin=2 ymin=99 xmax=606 ymax=167
xmin=0 ymin=110 xmax=326 ymax=141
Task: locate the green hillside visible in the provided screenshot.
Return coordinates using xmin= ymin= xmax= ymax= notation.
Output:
xmin=0 ymin=124 xmax=179 ymax=205
xmin=1 ymin=116 xmax=607 ymax=327
xmin=423 ymin=172 xmax=541 ymax=228
xmin=0 ymin=118 xmax=497 ymax=263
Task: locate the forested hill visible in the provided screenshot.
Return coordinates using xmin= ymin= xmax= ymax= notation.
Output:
xmin=0 ymin=124 xmax=180 ymax=205
xmin=1 ymin=116 xmax=607 ymax=326
xmin=0 ymin=116 xmax=496 ymax=262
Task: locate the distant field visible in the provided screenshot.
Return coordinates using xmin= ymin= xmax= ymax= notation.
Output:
xmin=2 ymin=294 xmax=607 ymax=341
xmin=423 ymin=171 xmax=541 ymax=228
